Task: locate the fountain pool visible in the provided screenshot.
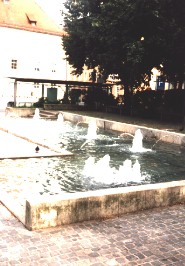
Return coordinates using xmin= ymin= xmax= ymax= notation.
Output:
xmin=0 ymin=117 xmax=185 ymax=194
xmin=1 ymin=111 xmax=185 ymax=230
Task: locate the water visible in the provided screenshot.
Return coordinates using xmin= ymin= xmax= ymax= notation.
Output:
xmin=0 ymin=118 xmax=185 ymax=195
xmin=33 ymin=108 xmax=40 ymax=119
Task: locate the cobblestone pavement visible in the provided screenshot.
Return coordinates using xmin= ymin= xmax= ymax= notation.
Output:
xmin=1 ymin=202 xmax=185 ymax=266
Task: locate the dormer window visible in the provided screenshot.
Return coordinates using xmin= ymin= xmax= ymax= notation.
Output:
xmin=26 ymin=13 xmax=37 ymax=26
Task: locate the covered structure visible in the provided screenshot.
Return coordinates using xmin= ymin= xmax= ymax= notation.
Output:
xmin=8 ymin=77 xmax=114 ymax=107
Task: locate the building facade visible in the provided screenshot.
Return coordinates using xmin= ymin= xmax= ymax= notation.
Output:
xmin=0 ymin=0 xmax=68 ymax=108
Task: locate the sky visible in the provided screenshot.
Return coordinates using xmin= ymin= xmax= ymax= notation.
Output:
xmin=36 ymin=0 xmax=65 ymax=25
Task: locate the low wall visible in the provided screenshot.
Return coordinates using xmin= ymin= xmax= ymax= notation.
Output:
xmin=44 ymin=104 xmax=77 ymax=110
xmin=6 ymin=107 xmax=35 ymax=117
xmin=25 ymin=181 xmax=185 ymax=230
xmin=44 ymin=104 xmax=85 ymax=111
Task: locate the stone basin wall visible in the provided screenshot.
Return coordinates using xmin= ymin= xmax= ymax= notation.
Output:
xmin=25 ymin=181 xmax=185 ymax=230
xmin=24 ymin=112 xmax=185 ymax=230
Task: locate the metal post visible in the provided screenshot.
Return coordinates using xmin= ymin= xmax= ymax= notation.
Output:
xmin=42 ymin=84 xmax=44 ymax=98
xmin=14 ymin=80 xmax=17 ymax=107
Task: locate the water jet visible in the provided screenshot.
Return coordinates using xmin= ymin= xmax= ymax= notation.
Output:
xmin=33 ymin=108 xmax=40 ymax=119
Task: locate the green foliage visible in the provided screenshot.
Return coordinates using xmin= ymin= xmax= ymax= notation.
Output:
xmin=133 ymin=90 xmax=164 ymax=118
xmin=62 ymin=92 xmax=70 ymax=104
xmin=62 ymin=0 xmax=185 ymax=86
xmin=33 ymin=97 xmax=62 ymax=108
xmin=33 ymin=97 xmax=47 ymax=108
xmin=84 ymin=88 xmax=116 ymax=109
xmin=132 ymin=90 xmax=185 ymax=121
xmin=69 ymin=88 xmax=83 ymax=104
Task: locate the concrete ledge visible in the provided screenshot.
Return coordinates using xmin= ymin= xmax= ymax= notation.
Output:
xmin=25 ymin=181 xmax=185 ymax=230
xmin=6 ymin=107 xmax=36 ymax=117
xmin=44 ymin=104 xmax=79 ymax=111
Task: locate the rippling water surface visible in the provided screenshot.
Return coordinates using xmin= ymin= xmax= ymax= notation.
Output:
xmin=0 ymin=119 xmax=185 ymax=195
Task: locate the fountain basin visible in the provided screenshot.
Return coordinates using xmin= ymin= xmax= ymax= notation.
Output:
xmin=1 ymin=110 xmax=185 ymax=230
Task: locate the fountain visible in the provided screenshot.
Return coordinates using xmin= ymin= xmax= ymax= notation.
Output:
xmin=33 ymin=108 xmax=40 ymax=119
xmin=57 ymin=112 xmax=64 ymax=123
xmin=128 ymin=129 xmax=152 ymax=153
xmin=82 ymin=154 xmax=144 ymax=186
xmin=130 ymin=129 xmax=143 ymax=152
xmin=115 ymin=159 xmax=142 ymax=184
xmin=86 ymin=120 xmax=97 ymax=140
xmin=0 ymin=110 xmax=185 ymax=230
xmin=82 ymin=154 xmax=116 ymax=184
xmin=80 ymin=120 xmax=97 ymax=149
xmin=0 ymin=114 xmax=184 ymax=192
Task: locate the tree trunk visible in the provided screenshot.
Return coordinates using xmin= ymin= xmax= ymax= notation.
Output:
xmin=123 ymin=84 xmax=132 ymax=116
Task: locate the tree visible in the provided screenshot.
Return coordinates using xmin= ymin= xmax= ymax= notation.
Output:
xmin=62 ymin=0 xmax=185 ymax=104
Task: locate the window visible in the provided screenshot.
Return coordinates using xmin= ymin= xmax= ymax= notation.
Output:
xmin=34 ymin=83 xmax=40 ymax=89
xmin=26 ymin=13 xmax=37 ymax=26
xmin=11 ymin=59 xmax=17 ymax=69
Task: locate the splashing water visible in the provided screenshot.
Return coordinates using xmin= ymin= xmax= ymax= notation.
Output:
xmin=57 ymin=113 xmax=64 ymax=123
xmin=0 ymin=115 xmax=183 ymax=195
xmin=82 ymin=154 xmax=116 ymax=184
xmin=80 ymin=120 xmax=98 ymax=149
xmin=130 ymin=129 xmax=151 ymax=153
xmin=82 ymin=154 xmax=144 ymax=185
xmin=130 ymin=129 xmax=143 ymax=152
xmin=87 ymin=120 xmax=97 ymax=140
xmin=33 ymin=108 xmax=40 ymax=120
xmin=114 ymin=159 xmax=142 ymax=184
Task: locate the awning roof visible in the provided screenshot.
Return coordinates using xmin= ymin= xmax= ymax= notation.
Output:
xmin=8 ymin=77 xmax=114 ymax=87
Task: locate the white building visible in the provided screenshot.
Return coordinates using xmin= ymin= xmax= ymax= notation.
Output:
xmin=0 ymin=0 xmax=67 ymax=108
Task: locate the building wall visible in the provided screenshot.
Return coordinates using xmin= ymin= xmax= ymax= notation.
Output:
xmin=0 ymin=27 xmax=67 ymax=108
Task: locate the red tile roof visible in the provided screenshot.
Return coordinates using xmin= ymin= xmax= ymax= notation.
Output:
xmin=0 ymin=0 xmax=65 ymax=36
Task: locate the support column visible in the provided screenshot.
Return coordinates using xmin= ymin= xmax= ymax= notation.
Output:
xmin=14 ymin=80 xmax=17 ymax=107
xmin=42 ymin=84 xmax=44 ymax=98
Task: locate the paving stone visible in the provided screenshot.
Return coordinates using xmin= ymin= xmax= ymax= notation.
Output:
xmin=1 ymin=203 xmax=185 ymax=265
